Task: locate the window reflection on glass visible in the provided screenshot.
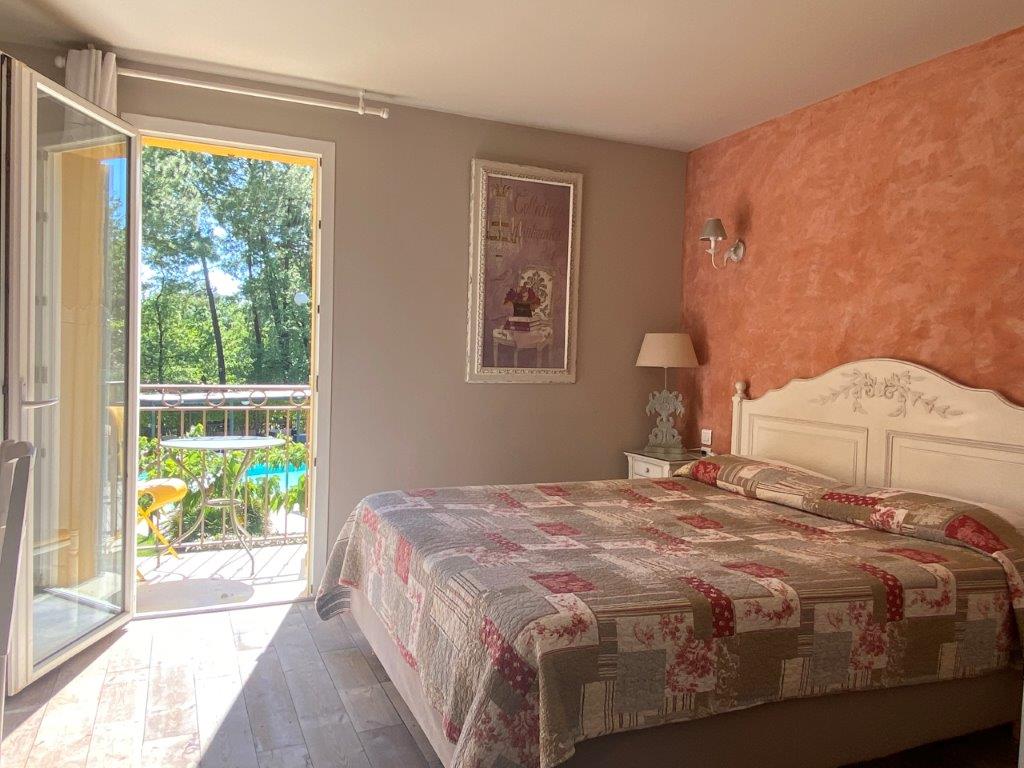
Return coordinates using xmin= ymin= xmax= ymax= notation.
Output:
xmin=31 ymin=90 xmax=129 ymax=665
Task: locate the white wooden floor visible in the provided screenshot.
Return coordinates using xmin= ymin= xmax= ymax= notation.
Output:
xmin=137 ymin=544 xmax=309 ymax=614
xmin=1 ymin=601 xmax=442 ymax=768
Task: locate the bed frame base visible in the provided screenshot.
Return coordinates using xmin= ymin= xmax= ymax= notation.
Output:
xmin=352 ymin=589 xmax=1019 ymax=768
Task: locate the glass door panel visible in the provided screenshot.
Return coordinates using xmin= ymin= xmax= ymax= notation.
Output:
xmin=28 ymin=87 xmax=130 ymax=666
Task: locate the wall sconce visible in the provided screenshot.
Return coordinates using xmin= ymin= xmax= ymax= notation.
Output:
xmin=700 ymin=218 xmax=745 ymax=269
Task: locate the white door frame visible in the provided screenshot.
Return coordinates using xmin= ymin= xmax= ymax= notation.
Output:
xmin=124 ymin=114 xmax=335 ymax=592
xmin=6 ymin=62 xmax=141 ymax=694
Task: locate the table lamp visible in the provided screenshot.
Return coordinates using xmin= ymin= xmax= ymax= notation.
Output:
xmin=635 ymin=332 xmax=699 ymax=459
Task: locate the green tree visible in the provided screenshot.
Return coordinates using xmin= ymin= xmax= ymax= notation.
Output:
xmin=216 ymin=157 xmax=314 ymax=382
xmin=140 ymin=146 xmax=314 ymax=386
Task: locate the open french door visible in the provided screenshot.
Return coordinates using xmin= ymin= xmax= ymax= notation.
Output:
xmin=2 ymin=54 xmax=140 ymax=694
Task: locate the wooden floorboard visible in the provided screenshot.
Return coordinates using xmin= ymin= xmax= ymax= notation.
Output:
xmin=237 ymin=647 xmax=305 ymax=755
xmin=2 ymin=598 xmax=1016 ymax=767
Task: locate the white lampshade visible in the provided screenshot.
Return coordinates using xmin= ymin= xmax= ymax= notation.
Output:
xmin=635 ymin=333 xmax=699 ymax=369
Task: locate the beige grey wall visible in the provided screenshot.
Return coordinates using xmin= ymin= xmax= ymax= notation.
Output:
xmin=5 ymin=43 xmax=686 ymax=576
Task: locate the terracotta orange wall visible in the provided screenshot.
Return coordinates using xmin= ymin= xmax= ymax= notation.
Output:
xmin=680 ymin=26 xmax=1024 ymax=453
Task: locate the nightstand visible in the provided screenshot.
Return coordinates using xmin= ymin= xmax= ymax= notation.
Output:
xmin=624 ymin=451 xmax=703 ymax=479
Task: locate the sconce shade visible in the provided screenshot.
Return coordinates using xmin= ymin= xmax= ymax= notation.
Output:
xmin=635 ymin=333 xmax=699 ymax=369
xmin=700 ymin=218 xmax=727 ymax=241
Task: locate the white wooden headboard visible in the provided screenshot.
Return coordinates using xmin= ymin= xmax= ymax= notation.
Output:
xmin=731 ymin=359 xmax=1024 ymax=509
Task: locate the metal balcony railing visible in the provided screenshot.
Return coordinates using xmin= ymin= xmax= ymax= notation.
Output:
xmin=137 ymin=383 xmax=311 ymax=557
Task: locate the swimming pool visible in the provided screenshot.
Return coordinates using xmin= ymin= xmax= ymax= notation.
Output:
xmin=139 ymin=462 xmax=307 ymax=491
xmin=246 ymin=462 xmax=307 ymax=490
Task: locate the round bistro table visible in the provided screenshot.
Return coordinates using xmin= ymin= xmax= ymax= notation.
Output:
xmin=159 ymin=435 xmax=285 ymax=576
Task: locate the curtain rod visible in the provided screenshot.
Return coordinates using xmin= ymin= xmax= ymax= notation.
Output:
xmin=118 ymin=67 xmax=390 ymax=118
xmin=54 ymin=55 xmax=389 ymax=118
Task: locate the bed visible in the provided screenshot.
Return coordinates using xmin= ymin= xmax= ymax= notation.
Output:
xmin=316 ymin=358 xmax=1024 ymax=767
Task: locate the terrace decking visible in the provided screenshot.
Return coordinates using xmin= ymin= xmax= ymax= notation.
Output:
xmin=137 ymin=544 xmax=308 ymax=614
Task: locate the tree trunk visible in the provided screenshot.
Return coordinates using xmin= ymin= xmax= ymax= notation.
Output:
xmin=245 ymin=253 xmax=265 ymax=381
xmin=155 ymin=284 xmax=166 ymax=382
xmin=282 ymin=248 xmax=293 ymax=380
xmin=258 ymin=231 xmax=289 ymax=382
xmin=198 ymin=249 xmax=227 ymax=384
xmin=265 ymin=264 xmax=288 ymax=381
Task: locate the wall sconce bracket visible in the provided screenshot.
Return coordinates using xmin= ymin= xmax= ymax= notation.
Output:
xmin=725 ymin=239 xmax=745 ymax=264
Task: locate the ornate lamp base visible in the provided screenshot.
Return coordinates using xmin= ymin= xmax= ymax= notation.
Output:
xmin=644 ymin=389 xmax=686 ymax=460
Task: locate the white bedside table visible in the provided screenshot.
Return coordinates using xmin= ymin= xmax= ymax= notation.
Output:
xmin=625 ymin=451 xmax=703 ymax=479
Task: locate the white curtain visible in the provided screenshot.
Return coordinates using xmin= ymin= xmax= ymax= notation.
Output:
xmin=64 ymin=48 xmax=118 ymax=113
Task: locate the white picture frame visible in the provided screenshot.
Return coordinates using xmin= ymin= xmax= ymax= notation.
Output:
xmin=466 ymin=159 xmax=582 ymax=384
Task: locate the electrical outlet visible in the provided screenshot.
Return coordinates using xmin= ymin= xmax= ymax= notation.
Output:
xmin=700 ymin=428 xmax=713 ymax=446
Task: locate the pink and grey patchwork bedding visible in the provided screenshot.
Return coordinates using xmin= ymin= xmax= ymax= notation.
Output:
xmin=315 ymin=456 xmax=1024 ymax=768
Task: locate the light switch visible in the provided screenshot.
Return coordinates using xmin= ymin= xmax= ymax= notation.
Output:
xmin=700 ymin=428 xmax=713 ymax=446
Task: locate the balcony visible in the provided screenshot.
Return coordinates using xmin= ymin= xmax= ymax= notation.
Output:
xmin=136 ymin=383 xmax=312 ymax=613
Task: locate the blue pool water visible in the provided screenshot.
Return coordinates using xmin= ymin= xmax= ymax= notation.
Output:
xmin=139 ymin=463 xmax=307 ymax=490
xmin=246 ymin=462 xmax=307 ymax=490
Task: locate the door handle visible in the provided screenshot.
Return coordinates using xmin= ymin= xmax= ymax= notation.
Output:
xmin=22 ymin=397 xmax=59 ymax=410
xmin=19 ymin=379 xmax=59 ymax=410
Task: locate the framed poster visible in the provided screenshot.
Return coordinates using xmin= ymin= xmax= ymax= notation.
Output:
xmin=466 ymin=159 xmax=582 ymax=383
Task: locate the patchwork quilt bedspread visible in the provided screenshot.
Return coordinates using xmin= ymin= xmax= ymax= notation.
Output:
xmin=316 ymin=457 xmax=1024 ymax=768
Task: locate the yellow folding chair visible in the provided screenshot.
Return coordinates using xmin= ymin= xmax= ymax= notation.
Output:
xmin=137 ymin=478 xmax=187 ymax=580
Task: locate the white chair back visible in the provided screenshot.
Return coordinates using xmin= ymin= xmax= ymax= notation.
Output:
xmin=517 ymin=266 xmax=554 ymax=322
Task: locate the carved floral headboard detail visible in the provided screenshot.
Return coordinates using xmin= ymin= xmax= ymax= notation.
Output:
xmin=731 ymin=358 xmax=1024 ymax=509
xmin=811 ymin=369 xmax=965 ymax=419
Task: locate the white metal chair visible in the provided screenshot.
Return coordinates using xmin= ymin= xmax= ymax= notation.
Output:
xmin=0 ymin=440 xmax=35 ymax=740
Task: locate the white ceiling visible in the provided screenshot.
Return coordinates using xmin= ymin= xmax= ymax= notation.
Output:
xmin=3 ymin=0 xmax=1023 ymax=150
